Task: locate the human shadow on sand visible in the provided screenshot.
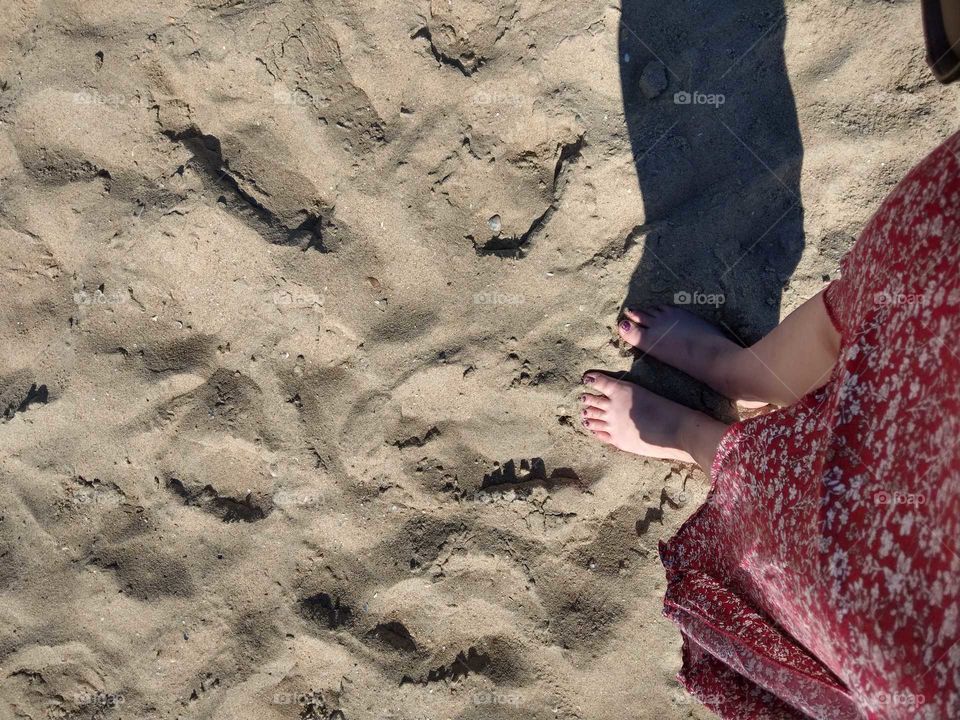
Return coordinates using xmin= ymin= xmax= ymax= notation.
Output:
xmin=616 ymin=0 xmax=804 ymax=414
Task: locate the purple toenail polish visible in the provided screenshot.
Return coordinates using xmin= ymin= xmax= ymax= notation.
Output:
xmin=620 ymin=319 xmax=631 ymax=331
xmin=583 ymin=375 xmax=594 ymax=384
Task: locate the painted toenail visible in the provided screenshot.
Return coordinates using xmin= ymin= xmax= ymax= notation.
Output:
xmin=583 ymin=375 xmax=594 ymax=384
xmin=619 ymin=319 xmax=631 ymax=331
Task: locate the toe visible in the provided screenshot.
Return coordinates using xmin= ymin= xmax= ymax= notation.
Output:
xmin=582 ymin=417 xmax=609 ymax=431
xmin=617 ymin=317 xmax=644 ymax=347
xmin=581 ymin=405 xmax=605 ymax=420
xmin=623 ymin=307 xmax=643 ymax=323
xmin=591 ymin=429 xmax=612 ymax=443
xmin=624 ymin=308 xmax=655 ymax=325
xmin=580 ymin=393 xmax=610 ymax=410
xmin=582 ymin=371 xmax=620 ymax=395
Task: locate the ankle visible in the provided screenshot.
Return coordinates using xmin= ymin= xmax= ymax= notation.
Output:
xmin=677 ymin=408 xmax=729 ymax=473
xmin=714 ymin=344 xmax=749 ymax=400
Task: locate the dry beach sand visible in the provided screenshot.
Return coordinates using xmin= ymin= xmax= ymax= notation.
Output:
xmin=0 ymin=1 xmax=957 ymax=719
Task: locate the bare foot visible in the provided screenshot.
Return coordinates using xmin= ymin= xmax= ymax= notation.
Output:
xmin=580 ymin=371 xmax=729 ymax=472
xmin=616 ymin=305 xmax=766 ymax=409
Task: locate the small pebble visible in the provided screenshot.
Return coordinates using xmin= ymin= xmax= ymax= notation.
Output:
xmin=488 ymin=214 xmax=502 ymax=234
xmin=639 ymin=61 xmax=668 ymax=99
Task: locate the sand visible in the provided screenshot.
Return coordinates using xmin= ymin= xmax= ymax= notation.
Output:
xmin=0 ymin=0 xmax=956 ymax=718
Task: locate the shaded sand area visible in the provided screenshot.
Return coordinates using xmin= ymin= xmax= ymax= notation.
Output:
xmin=0 ymin=1 xmax=956 ymax=718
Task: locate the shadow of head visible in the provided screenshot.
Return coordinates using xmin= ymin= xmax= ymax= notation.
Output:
xmin=614 ymin=0 xmax=805 ymax=406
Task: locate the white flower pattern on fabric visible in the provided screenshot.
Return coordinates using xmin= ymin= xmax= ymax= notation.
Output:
xmin=659 ymin=132 xmax=960 ymax=720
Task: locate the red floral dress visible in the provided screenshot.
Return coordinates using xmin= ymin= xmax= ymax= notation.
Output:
xmin=660 ymin=132 xmax=960 ymax=720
